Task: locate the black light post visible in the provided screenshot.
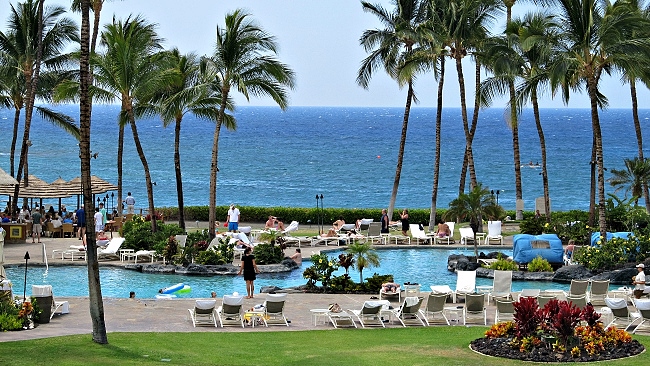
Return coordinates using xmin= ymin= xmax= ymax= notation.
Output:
xmin=23 ymin=251 xmax=30 ymax=302
xmin=111 ymin=192 xmax=114 ymax=214
xmin=319 ymin=194 xmax=324 ymax=234
xmin=496 ymin=190 xmax=500 ymax=206
xmin=315 ymin=194 xmax=324 ymax=234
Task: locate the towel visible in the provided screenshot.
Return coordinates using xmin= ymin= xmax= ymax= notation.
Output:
xmin=405 ymin=297 xmax=419 ymax=307
xmin=605 ymin=297 xmax=628 ymax=309
xmin=635 ymin=299 xmax=650 ymax=310
xmin=430 ymin=285 xmax=452 ymax=294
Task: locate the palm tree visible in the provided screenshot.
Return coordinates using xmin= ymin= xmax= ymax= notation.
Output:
xmin=358 ymin=0 xmax=428 ymax=220
xmin=446 ymin=0 xmax=503 ymax=195
xmin=91 ymin=16 xmax=173 ymax=232
xmin=155 ymin=49 xmax=225 ymax=229
xmin=202 ymin=9 xmax=295 ymax=237
xmin=481 ymin=12 xmax=559 ymax=221
xmin=608 ymin=157 xmax=650 ymax=205
xmin=0 ymin=0 xmax=78 ymax=210
xmin=549 ymin=0 xmax=650 ymax=239
xmin=77 ymin=0 xmax=107 ymax=344
xmin=346 ymin=241 xmax=380 ymax=284
xmin=444 ymin=184 xmax=502 ymax=258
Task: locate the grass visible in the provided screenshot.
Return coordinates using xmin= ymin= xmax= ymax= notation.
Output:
xmin=0 ymin=328 xmax=648 ymax=365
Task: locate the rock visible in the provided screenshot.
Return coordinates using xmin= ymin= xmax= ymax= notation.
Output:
xmin=592 ymin=267 xmax=637 ymax=285
xmin=141 ymin=264 xmax=176 ymax=274
xmin=552 ymin=264 xmax=593 ymax=283
xmin=260 ymin=286 xmax=282 ymax=293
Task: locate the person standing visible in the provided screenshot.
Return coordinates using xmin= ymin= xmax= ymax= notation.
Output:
xmin=380 ymin=209 xmax=390 ymax=234
xmin=31 ymin=208 xmax=42 ymax=243
xmin=76 ymin=205 xmax=86 ymax=243
xmin=125 ymin=192 xmax=135 ymax=214
xmin=99 ymin=202 xmax=107 ymax=224
xmin=94 ymin=207 xmax=104 ymax=234
xmin=226 ymin=203 xmax=240 ymax=232
xmin=400 ymin=209 xmax=410 ymax=236
xmin=238 ymin=247 xmax=259 ymax=299
xmin=633 ymin=263 xmax=646 ymax=299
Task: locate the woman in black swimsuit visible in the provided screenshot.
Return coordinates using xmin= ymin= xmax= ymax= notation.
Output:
xmin=400 ymin=209 xmax=410 ymax=236
xmin=238 ymin=247 xmax=260 ymax=299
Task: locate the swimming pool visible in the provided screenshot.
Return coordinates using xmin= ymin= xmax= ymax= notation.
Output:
xmin=5 ymin=248 xmax=572 ymax=299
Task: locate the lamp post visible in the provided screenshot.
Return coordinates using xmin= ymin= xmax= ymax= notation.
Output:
xmin=23 ymin=251 xmax=30 ymax=302
xmin=111 ymin=192 xmax=114 ymax=214
xmin=315 ymin=194 xmax=324 ymax=234
xmin=495 ymin=190 xmax=500 ymax=206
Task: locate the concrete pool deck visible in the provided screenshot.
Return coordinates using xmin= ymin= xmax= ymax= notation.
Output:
xmin=0 ymin=222 xmax=526 ymax=342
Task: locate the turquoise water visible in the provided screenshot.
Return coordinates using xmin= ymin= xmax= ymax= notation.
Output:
xmin=4 ymin=248 xmax=574 ymax=299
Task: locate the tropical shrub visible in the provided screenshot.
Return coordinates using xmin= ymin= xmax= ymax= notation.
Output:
xmin=519 ymin=216 xmax=546 ymax=235
xmin=122 ymin=216 xmax=184 ymax=252
xmin=195 ymin=237 xmax=234 ymax=265
xmin=573 ymin=235 xmax=642 ymax=271
xmin=486 ymin=254 xmax=517 ymax=271
xmin=528 ymin=256 xmax=553 ymax=272
xmin=513 ymin=297 xmax=541 ymax=338
xmin=303 ymin=253 xmax=339 ymax=290
xmin=253 ymin=243 xmax=285 ymax=265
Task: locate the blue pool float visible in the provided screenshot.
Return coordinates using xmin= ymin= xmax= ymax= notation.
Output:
xmin=160 ymin=283 xmax=184 ymax=294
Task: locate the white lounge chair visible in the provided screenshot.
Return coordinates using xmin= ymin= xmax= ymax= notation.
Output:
xmin=264 ymin=293 xmax=289 ymax=326
xmin=588 ymin=280 xmax=609 ymax=305
xmin=391 ymin=297 xmax=426 ymax=327
xmin=409 ymin=224 xmax=432 ymax=245
xmin=484 ymin=221 xmax=503 ymax=245
xmin=379 ymin=284 xmax=401 ymax=302
xmin=32 ymin=285 xmax=69 ymax=321
xmin=605 ymin=297 xmax=641 ymax=330
xmin=459 ymin=227 xmax=485 ymax=246
xmin=134 ymin=250 xmax=157 ymax=263
xmin=175 ymin=234 xmax=187 ymax=248
xmin=349 ymin=301 xmax=384 ymax=328
xmin=632 ymin=299 xmax=650 ymax=334
xmin=488 ymin=270 xmax=512 ymax=303
xmin=328 ymin=310 xmax=357 ymax=328
xmin=453 ymin=270 xmax=476 ymax=303
xmin=188 ymin=299 xmax=218 ymax=327
xmin=282 ymin=221 xmax=299 ymax=235
xmin=218 ymin=294 xmax=245 ymax=328
xmin=517 ymin=289 xmax=541 ymax=300
xmin=464 ymin=293 xmax=487 ymax=325
xmin=494 ymin=298 xmax=515 ymax=324
xmin=420 ymin=293 xmax=449 ymax=326
xmin=564 ymin=279 xmax=589 ymax=298
xmin=366 ymin=222 xmax=385 ymax=245
xmin=97 ymin=237 xmax=125 ymax=260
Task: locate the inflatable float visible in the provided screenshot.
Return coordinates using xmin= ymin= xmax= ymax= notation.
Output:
xmin=158 ymin=283 xmax=191 ymax=295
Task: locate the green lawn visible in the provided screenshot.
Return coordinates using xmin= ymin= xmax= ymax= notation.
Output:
xmin=0 ymin=328 xmax=648 ymax=365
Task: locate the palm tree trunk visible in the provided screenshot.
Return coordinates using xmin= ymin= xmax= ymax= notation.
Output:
xmin=13 ymin=0 xmax=45 ymax=213
xmin=80 ymin=0 xmax=107 ymax=344
xmin=10 ymin=107 xmax=20 ymax=177
xmin=90 ymin=0 xmax=103 ymax=54
xmin=509 ymin=81 xmax=523 ymax=220
xmin=117 ymin=124 xmax=124 ymax=215
xmin=174 ymin=116 xmax=185 ymax=229
xmin=629 ymin=79 xmax=650 ymax=213
xmin=127 ymin=106 xmax=157 ymax=233
xmin=532 ymin=88 xmax=550 ymax=220
xmin=429 ymin=58 xmax=445 ymax=231
xmin=455 ymin=53 xmax=471 ymax=195
xmin=459 ymin=61 xmax=481 ymax=193
xmin=209 ymin=94 xmax=229 ymax=237
xmin=387 ymin=79 xmax=414 ymax=220
xmin=588 ymin=137 xmax=596 ymax=227
xmin=586 ymin=76 xmax=607 ymax=238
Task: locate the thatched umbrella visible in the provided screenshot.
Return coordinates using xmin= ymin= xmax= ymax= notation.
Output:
xmin=0 ymin=168 xmax=18 ymax=185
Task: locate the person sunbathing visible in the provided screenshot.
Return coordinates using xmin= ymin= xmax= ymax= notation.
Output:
xmin=382 ymin=282 xmax=400 ymax=293
xmin=332 ymin=217 xmax=345 ymax=231
xmin=265 ymin=216 xmax=285 ymax=231
xmin=436 ymin=220 xmax=451 ymax=237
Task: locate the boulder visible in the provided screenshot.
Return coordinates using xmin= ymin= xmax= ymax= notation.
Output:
xmin=591 ymin=267 xmax=637 ymax=285
xmin=260 ymin=286 xmax=282 ymax=293
xmin=552 ymin=265 xmax=593 ymax=283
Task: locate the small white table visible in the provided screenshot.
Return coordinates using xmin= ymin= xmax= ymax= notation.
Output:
xmin=310 ymin=308 xmax=330 ymax=326
xmin=444 ymin=306 xmax=463 ymax=324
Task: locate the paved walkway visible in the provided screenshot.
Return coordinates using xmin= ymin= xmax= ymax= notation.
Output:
xmin=1 ymin=222 xmax=521 ymax=342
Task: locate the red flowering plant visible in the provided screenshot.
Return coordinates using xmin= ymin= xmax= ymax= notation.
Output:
xmin=513 ymin=296 xmax=541 ymax=338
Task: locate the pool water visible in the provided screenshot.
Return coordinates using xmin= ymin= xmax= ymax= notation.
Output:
xmin=5 ymin=248 xmax=574 ymax=299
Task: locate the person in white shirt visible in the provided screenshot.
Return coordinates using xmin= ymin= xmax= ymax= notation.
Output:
xmin=124 ymin=192 xmax=135 ymax=214
xmin=633 ymin=263 xmax=646 ymax=299
xmin=94 ymin=207 xmax=104 ymax=233
xmin=226 ymin=204 xmax=240 ymax=232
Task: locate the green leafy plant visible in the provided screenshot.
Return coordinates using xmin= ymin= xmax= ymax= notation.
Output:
xmin=486 ymin=254 xmax=517 ymax=271
xmin=302 ymin=253 xmax=338 ymax=290
xmin=253 ymin=243 xmax=284 ymax=265
xmin=195 ymin=237 xmax=234 ymax=265
xmin=346 ymin=242 xmax=380 ymax=284
xmin=528 ymin=256 xmax=553 ymax=272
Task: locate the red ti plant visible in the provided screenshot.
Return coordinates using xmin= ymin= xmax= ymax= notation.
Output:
xmin=513 ymin=296 xmax=542 ymax=338
xmin=550 ymin=301 xmax=582 ymax=346
xmin=580 ymin=304 xmax=602 ymax=327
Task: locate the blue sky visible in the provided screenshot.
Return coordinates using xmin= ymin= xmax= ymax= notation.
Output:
xmin=32 ymin=0 xmax=650 ymax=109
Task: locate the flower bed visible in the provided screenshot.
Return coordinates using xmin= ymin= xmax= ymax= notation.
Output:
xmin=470 ymin=297 xmax=645 ymax=362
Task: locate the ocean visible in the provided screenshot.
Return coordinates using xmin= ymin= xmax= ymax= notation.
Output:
xmin=1 ymin=105 xmax=648 ymax=213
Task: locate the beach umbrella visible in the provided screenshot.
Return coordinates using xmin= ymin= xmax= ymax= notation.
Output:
xmin=0 ymin=168 xmax=18 ymax=185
